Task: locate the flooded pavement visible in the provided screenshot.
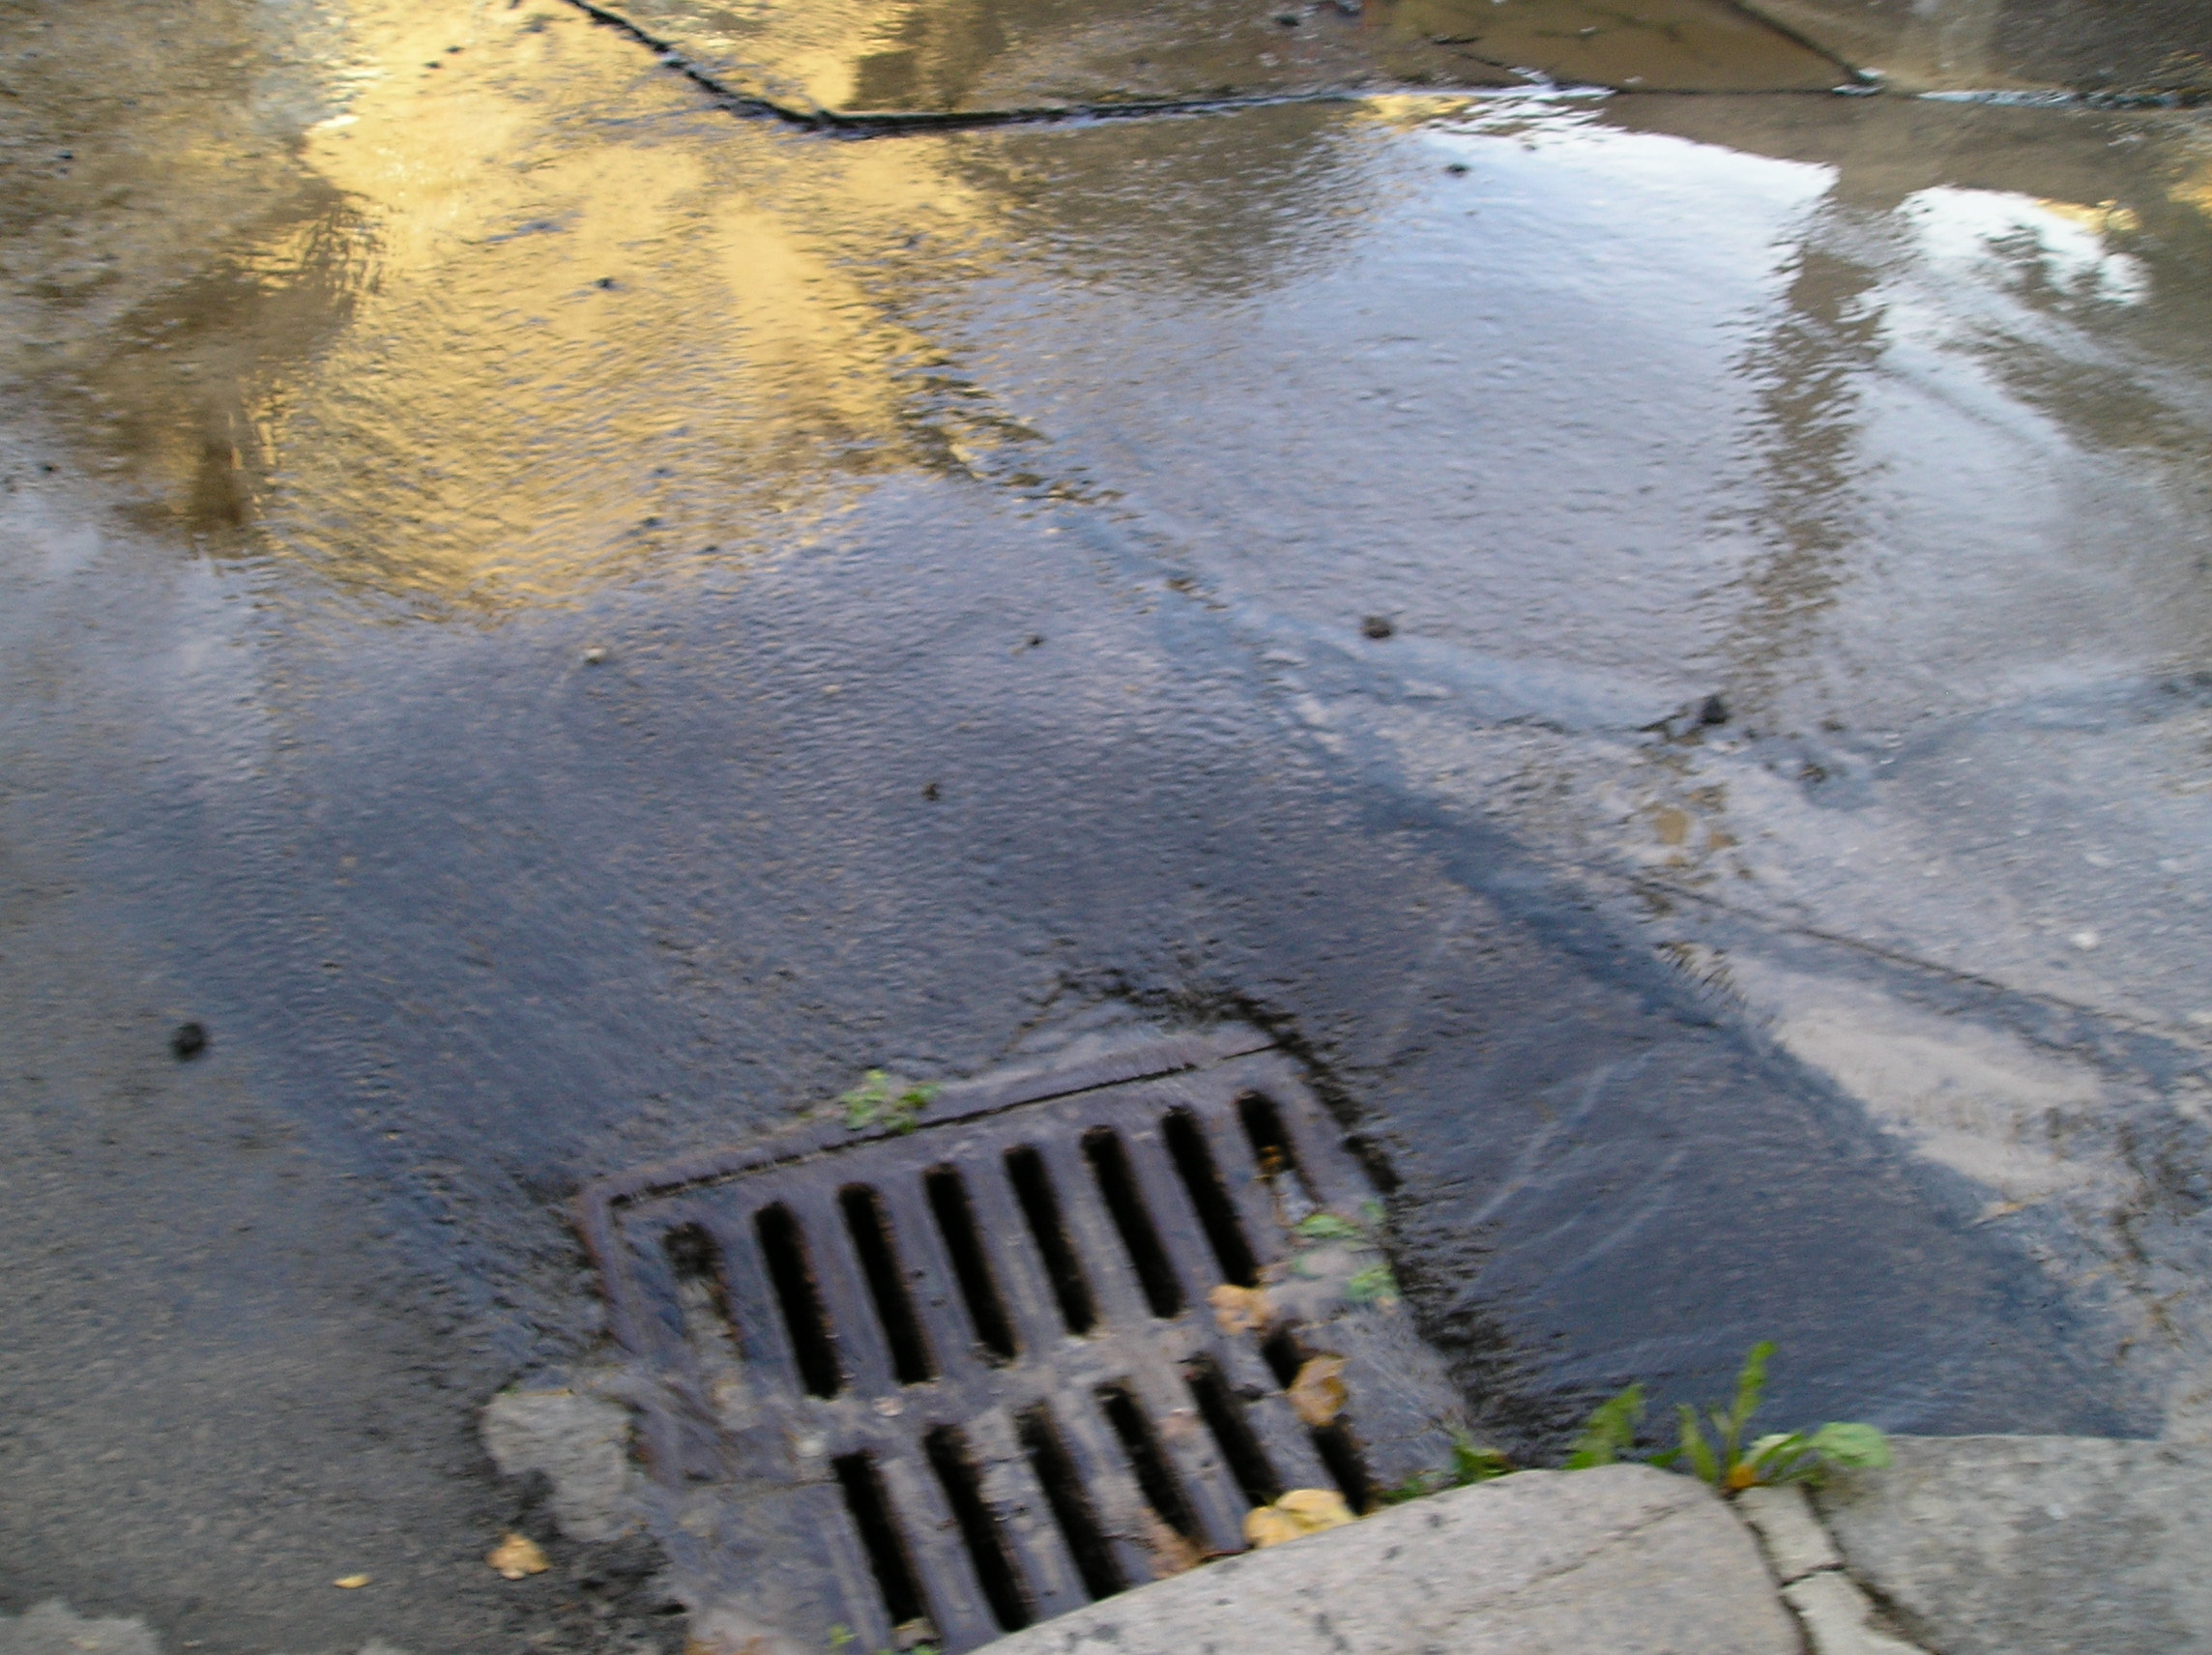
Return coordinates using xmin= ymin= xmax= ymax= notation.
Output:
xmin=4 ymin=0 xmax=2212 ymax=1648
xmin=584 ymin=0 xmax=1848 ymax=117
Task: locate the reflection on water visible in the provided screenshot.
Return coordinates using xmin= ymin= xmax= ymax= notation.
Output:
xmin=3 ymin=0 xmax=1415 ymax=611
xmin=601 ymin=0 xmax=1841 ymax=114
xmin=5 ymin=0 xmax=2209 ymax=626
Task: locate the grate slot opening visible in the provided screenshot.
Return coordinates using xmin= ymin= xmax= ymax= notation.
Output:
xmin=1161 ymin=1110 xmax=1259 ymax=1289
xmin=1310 ymin=1422 xmax=1374 ymax=1515
xmin=1015 ymin=1405 xmax=1125 ymax=1602
xmin=924 ymin=1166 xmax=1019 ymax=1363
xmin=756 ymin=1204 xmax=842 ymax=1398
xmin=1182 ymin=1355 xmax=1280 ymax=1507
xmin=839 ymin=1185 xmax=936 ymax=1385
xmin=1004 ymin=1147 xmax=1097 ymax=1335
xmin=1237 ymin=1091 xmax=1317 ymax=1204
xmin=923 ymin=1426 xmax=1033 ymax=1633
xmin=1081 ymin=1128 xmax=1183 ymax=1319
xmin=1259 ymin=1327 xmax=1304 ymax=1391
xmin=662 ymin=1222 xmax=742 ymax=1359
xmin=1096 ymin=1382 xmax=1199 ymax=1541
xmin=833 ymin=1452 xmax=930 ymax=1629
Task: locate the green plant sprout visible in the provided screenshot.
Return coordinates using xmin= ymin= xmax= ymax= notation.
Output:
xmin=839 ymin=1070 xmax=941 ymax=1134
xmin=1570 ymin=1343 xmax=1890 ymax=1492
xmin=1378 ymin=1428 xmax=1514 ymax=1504
xmin=1344 ymin=1262 xmax=1400 ymax=1307
xmin=1563 ymin=1381 xmax=1645 ymax=1469
xmin=1291 ymin=1205 xmax=1400 ymax=1307
xmin=828 ymin=1626 xmax=935 ymax=1655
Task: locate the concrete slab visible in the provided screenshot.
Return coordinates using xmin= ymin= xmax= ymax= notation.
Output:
xmin=1815 ymin=1436 xmax=2212 ymax=1655
xmin=1735 ymin=1483 xmax=1842 ymax=1584
xmin=973 ymin=1466 xmax=1798 ymax=1655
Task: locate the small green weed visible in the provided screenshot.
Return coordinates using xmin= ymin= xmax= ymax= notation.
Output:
xmin=1569 ymin=1343 xmax=1890 ymax=1493
xmin=839 ymin=1070 xmax=941 ymax=1134
xmin=1344 ymin=1262 xmax=1401 ymax=1307
xmin=827 ymin=1625 xmax=937 ymax=1655
xmin=1293 ymin=1212 xmax=1365 ymax=1242
xmin=1563 ymin=1381 xmax=1645 ymax=1469
xmin=1378 ymin=1428 xmax=1515 ymax=1505
xmin=1291 ymin=1203 xmax=1400 ymax=1307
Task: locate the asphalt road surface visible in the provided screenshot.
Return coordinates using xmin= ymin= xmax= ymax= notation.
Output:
xmin=4 ymin=0 xmax=2210 ymax=1649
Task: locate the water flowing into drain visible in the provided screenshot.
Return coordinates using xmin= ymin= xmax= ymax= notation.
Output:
xmin=581 ymin=1031 xmax=1467 ymax=1653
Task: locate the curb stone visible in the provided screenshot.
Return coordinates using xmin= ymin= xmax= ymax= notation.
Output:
xmin=1812 ymin=1437 xmax=2212 ymax=1655
xmin=1736 ymin=1485 xmax=1931 ymax=1655
xmin=971 ymin=1464 xmax=1796 ymax=1655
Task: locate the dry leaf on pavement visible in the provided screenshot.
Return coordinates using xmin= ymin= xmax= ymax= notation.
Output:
xmin=487 ymin=1531 xmax=551 ymax=1579
xmin=1208 ymin=1283 xmax=1272 ymax=1336
xmin=1286 ymin=1354 xmax=1348 ymax=1427
xmin=1243 ymin=1487 xmax=1356 ymax=1549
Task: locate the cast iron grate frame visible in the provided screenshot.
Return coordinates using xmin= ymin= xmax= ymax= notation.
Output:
xmin=581 ymin=1030 xmax=1402 ymax=1654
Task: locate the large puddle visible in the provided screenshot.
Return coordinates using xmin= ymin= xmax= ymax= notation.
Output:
xmin=7 ymin=0 xmax=2212 ymax=1598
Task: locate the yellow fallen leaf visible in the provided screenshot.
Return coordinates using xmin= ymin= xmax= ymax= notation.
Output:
xmin=333 ymin=1575 xmax=371 ymax=1590
xmin=1286 ymin=1355 xmax=1348 ymax=1427
xmin=1243 ymin=1487 xmax=1356 ymax=1549
xmin=487 ymin=1531 xmax=550 ymax=1580
xmin=1208 ymin=1283 xmax=1271 ymax=1337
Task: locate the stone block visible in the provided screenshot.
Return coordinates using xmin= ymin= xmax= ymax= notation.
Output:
xmin=1782 ymin=1571 xmax=1928 ymax=1655
xmin=480 ymin=1387 xmax=641 ymax=1543
xmin=975 ymin=1465 xmax=1797 ymax=1655
xmin=1736 ymin=1483 xmax=1841 ymax=1583
xmin=1815 ymin=1436 xmax=2212 ymax=1655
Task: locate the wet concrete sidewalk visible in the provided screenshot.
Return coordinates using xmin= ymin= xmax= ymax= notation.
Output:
xmin=3 ymin=0 xmax=2211 ymax=1650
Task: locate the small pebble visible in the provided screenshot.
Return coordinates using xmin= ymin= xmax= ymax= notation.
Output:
xmin=170 ymin=1021 xmax=208 ymax=1060
xmin=1361 ymin=615 xmax=1395 ymax=640
xmin=581 ymin=646 xmax=607 ymax=665
xmin=1445 ymin=162 xmax=1469 ymax=174
xmin=1699 ymin=694 xmax=1729 ymax=726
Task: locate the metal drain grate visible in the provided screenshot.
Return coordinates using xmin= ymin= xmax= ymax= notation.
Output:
xmin=582 ymin=1030 xmax=1462 ymax=1654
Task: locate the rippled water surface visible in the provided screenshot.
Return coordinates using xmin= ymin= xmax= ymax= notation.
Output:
xmin=6 ymin=1 xmax=2212 ymax=1640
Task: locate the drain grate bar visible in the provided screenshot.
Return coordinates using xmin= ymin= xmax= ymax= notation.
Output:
xmin=585 ymin=1035 xmax=1458 ymax=1655
xmin=964 ymin=1408 xmax=1094 ymax=1622
xmin=874 ymin=1447 xmax=1008 ymax=1649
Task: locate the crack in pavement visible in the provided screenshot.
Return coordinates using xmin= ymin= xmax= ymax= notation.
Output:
xmin=555 ymin=0 xmax=1876 ymax=136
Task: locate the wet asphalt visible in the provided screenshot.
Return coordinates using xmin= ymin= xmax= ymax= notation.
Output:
xmin=4 ymin=0 xmax=2211 ymax=1649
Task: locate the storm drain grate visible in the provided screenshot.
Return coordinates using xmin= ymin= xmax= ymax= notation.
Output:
xmin=583 ymin=1030 xmax=1457 ymax=1654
